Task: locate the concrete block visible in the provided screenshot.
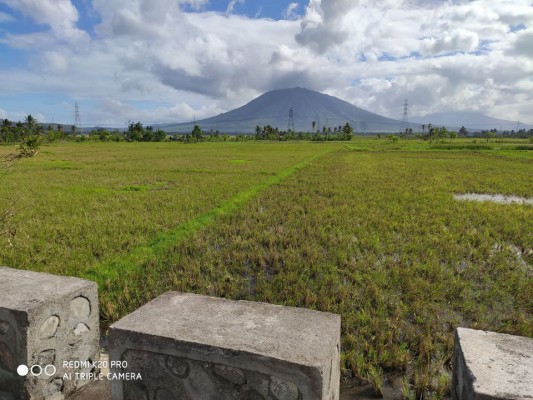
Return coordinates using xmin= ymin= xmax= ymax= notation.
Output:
xmin=0 ymin=267 xmax=100 ymax=400
xmin=108 ymin=291 xmax=341 ymax=400
xmin=453 ymin=327 xmax=533 ymax=400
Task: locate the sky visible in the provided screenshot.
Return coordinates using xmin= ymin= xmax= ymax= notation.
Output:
xmin=0 ymin=0 xmax=532 ymax=127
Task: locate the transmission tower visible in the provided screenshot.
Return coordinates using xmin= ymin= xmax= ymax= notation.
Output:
xmin=400 ymin=99 xmax=409 ymax=133
xmin=287 ymin=107 xmax=295 ymax=131
xmin=314 ymin=114 xmax=321 ymax=133
xmin=74 ymin=101 xmax=81 ymax=127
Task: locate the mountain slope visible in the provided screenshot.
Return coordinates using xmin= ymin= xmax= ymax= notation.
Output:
xmin=161 ymin=87 xmax=401 ymax=133
xmin=411 ymin=111 xmax=532 ymax=131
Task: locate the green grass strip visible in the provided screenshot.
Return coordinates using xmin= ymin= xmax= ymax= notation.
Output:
xmin=84 ymin=148 xmax=332 ymax=287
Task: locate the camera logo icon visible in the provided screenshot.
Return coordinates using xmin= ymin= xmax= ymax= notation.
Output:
xmin=17 ymin=364 xmax=57 ymax=377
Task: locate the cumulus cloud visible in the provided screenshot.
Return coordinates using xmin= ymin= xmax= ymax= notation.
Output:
xmin=421 ymin=29 xmax=479 ymax=55
xmin=510 ymin=30 xmax=533 ymax=57
xmin=30 ymin=51 xmax=70 ymax=74
xmin=291 ymin=0 xmax=533 ymax=121
xmin=0 ymin=0 xmax=532 ymax=125
xmin=92 ymin=0 xmax=190 ymax=38
xmin=295 ymin=0 xmax=354 ymax=53
xmin=0 ymin=0 xmax=88 ymax=42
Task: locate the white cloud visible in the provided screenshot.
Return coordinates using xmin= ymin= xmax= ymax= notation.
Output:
xmin=30 ymin=51 xmax=70 ymax=74
xmin=0 ymin=32 xmax=56 ymax=49
xmin=0 ymin=0 xmax=532 ymax=125
xmin=509 ymin=29 xmax=533 ymax=57
xmin=0 ymin=0 xmax=88 ymax=42
xmin=421 ymin=29 xmax=479 ymax=55
xmin=295 ymin=0 xmax=354 ymax=53
xmin=226 ymin=0 xmax=244 ymax=15
xmin=87 ymin=98 xmax=222 ymax=126
xmin=283 ymin=3 xmax=300 ymax=20
xmin=290 ymin=0 xmax=533 ymax=122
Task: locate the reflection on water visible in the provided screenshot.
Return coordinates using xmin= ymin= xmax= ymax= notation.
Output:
xmin=454 ymin=193 xmax=533 ymax=205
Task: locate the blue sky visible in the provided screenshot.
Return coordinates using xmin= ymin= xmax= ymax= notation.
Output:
xmin=0 ymin=0 xmax=532 ymax=126
xmin=181 ymin=1 xmax=307 ymax=19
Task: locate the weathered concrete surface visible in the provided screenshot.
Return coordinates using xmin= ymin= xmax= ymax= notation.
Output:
xmin=453 ymin=327 xmax=533 ymax=400
xmin=68 ymin=379 xmax=111 ymax=400
xmin=108 ymin=291 xmax=341 ymax=400
xmin=0 ymin=267 xmax=100 ymax=400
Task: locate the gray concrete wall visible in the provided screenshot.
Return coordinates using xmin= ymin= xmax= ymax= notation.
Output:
xmin=453 ymin=327 xmax=533 ymax=400
xmin=0 ymin=267 xmax=100 ymax=400
xmin=108 ymin=291 xmax=341 ymax=400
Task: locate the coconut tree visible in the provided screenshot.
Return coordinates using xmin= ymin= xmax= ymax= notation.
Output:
xmin=25 ymin=114 xmax=36 ymax=134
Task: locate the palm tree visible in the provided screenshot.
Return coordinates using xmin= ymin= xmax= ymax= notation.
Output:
xmin=25 ymin=115 xmax=36 ymax=132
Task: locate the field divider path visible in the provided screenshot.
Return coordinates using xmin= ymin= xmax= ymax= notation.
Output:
xmin=84 ymin=147 xmax=337 ymax=318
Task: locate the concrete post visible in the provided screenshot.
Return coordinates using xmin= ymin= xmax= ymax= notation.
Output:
xmin=453 ymin=327 xmax=533 ymax=400
xmin=108 ymin=291 xmax=341 ymax=400
xmin=0 ymin=267 xmax=100 ymax=400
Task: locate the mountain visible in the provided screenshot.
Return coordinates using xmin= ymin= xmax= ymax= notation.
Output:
xmin=410 ymin=111 xmax=532 ymax=132
xmin=159 ymin=87 xmax=401 ymax=133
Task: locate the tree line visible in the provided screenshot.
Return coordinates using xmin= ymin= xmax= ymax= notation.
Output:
xmin=1 ymin=116 xmax=356 ymax=143
xmin=0 ymin=117 xmax=169 ymax=143
xmin=1 ymin=115 xmax=70 ymax=143
xmin=4 ymin=115 xmax=530 ymax=145
xmin=254 ymin=122 xmax=354 ymax=141
xmin=397 ymin=124 xmax=533 ymax=141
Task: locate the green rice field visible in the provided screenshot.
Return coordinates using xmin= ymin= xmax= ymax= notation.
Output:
xmin=1 ymin=138 xmax=531 ymax=398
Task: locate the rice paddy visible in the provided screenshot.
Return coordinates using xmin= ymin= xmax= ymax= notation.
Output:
xmin=1 ymin=138 xmax=531 ymax=398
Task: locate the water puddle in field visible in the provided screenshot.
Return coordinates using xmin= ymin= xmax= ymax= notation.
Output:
xmin=454 ymin=193 xmax=533 ymax=205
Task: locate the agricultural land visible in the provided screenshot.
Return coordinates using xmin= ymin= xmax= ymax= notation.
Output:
xmin=0 ymin=138 xmax=531 ymax=398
